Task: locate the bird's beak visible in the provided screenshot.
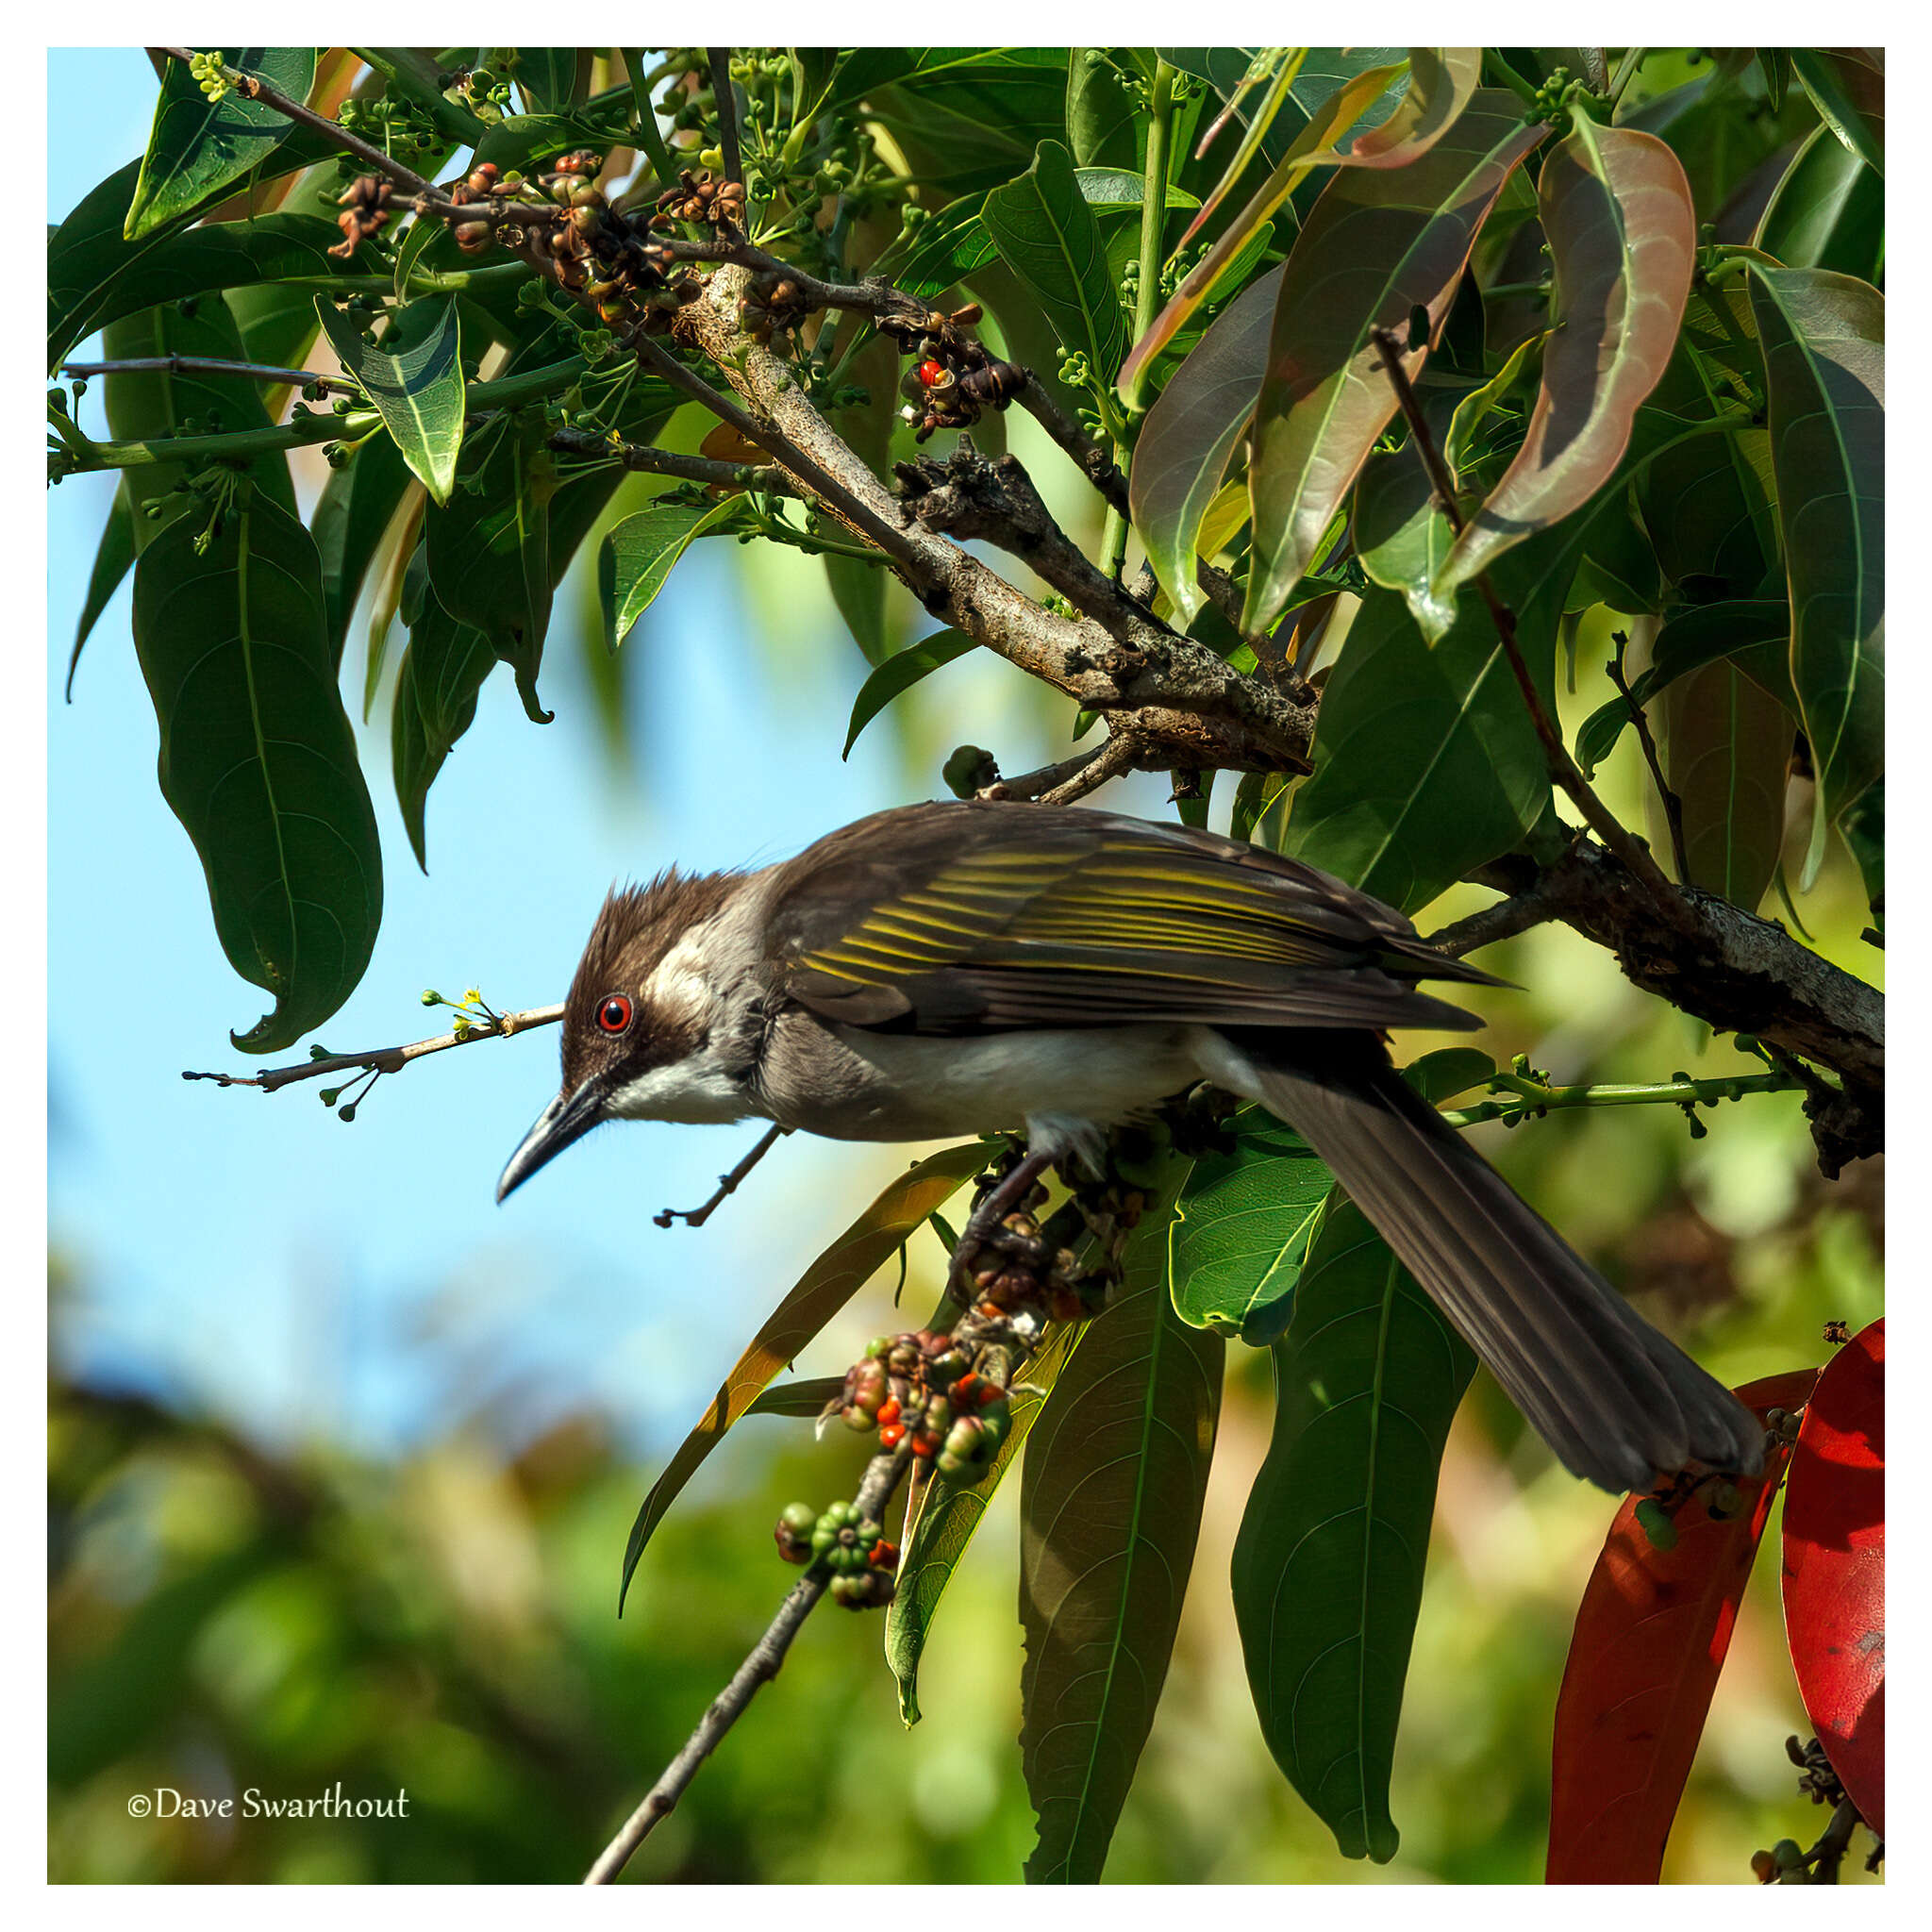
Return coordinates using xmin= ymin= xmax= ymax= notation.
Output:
xmin=496 ymin=1079 xmax=607 ymax=1202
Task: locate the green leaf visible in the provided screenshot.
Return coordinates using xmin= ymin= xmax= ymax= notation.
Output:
xmin=126 ymin=48 xmax=315 ymax=240
xmin=983 ymin=140 xmax=1130 ymax=378
xmin=1420 ymin=120 xmax=1696 ymax=639
xmin=311 ymin=432 xmax=411 ymax=673
xmin=598 ymin=495 xmax=744 ymax=650
xmin=391 ymin=598 xmax=497 ymax=870
xmin=130 ymin=491 xmax=382 ymax=1052
xmin=1128 ymin=263 xmax=1282 ymax=623
xmin=1065 ymin=49 xmax=1139 ymax=169
xmin=514 ymin=48 xmax=588 ymax=108
xmin=618 ymin=1142 xmax=990 ymax=1611
xmin=1281 ymin=587 xmax=1549 ymax=912
xmin=1790 ymin=49 xmax=1884 ymax=177
xmin=316 ymin=297 xmax=465 ymax=505
xmin=1745 ymin=265 xmax=1884 ymax=883
xmin=67 ymin=482 xmax=136 ymax=701
xmin=824 ymin=333 xmax=903 ymax=665
xmin=1230 ymin=1197 xmax=1476 ymax=1862
xmin=1241 ymin=92 xmax=1544 ymax=634
xmin=426 ymin=410 xmax=558 ymax=720
xmin=842 ymin=629 xmax=977 ymax=758
xmin=1575 ymin=600 xmax=1793 ymax=775
xmin=101 ymin=295 xmax=296 ymax=544
xmin=874 ymin=192 xmax=999 ymax=300
xmin=1170 ymin=1107 xmax=1333 ymax=1344
xmin=52 ymin=204 xmax=383 ymax=374
xmin=1840 ymin=780 xmax=1882 ymax=924
xmin=1754 ymin=123 xmax=1885 ymax=281
xmin=1662 ymin=661 xmax=1792 ymax=912
xmin=1019 ymin=1149 xmax=1224 ymax=1883
xmin=886 ymin=1320 xmax=1082 ymax=1725
xmin=1352 ymin=378 xmax=1477 ymax=607
xmin=1119 ymin=58 xmax=1407 ymax=405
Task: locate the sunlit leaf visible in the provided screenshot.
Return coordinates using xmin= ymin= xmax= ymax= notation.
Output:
xmin=1547 ymin=1369 xmax=1818 ymax=1882
xmin=1782 ymin=1319 xmax=1884 ymax=1837
xmin=1746 ymin=264 xmax=1884 ymax=883
xmin=1242 ymin=92 xmax=1543 ymax=633
xmin=983 ymin=140 xmax=1129 ymax=377
xmin=1790 ymin=48 xmax=1884 ymax=177
xmin=130 ymin=491 xmax=382 ymax=1052
xmin=317 ymin=297 xmax=465 ymax=506
xmin=125 ymin=48 xmax=314 ymax=240
xmin=598 ymin=495 xmax=744 ymax=650
xmin=886 ymin=1321 xmax=1081 ymax=1725
xmin=1020 ymin=1151 xmax=1224 ymax=1883
xmin=1754 ymin=123 xmax=1884 ymax=280
xmin=873 ymin=192 xmax=998 ymax=300
xmin=1230 ymin=1195 xmax=1476 ymax=1863
xmin=1169 ymin=1106 xmax=1331 ymax=1343
xmin=842 ymin=629 xmax=977 ymax=758
xmin=617 ymin=1141 xmax=991 ymax=1610
xmin=1421 ymin=119 xmax=1696 ymax=638
xmin=1129 ymin=264 xmax=1282 ymax=621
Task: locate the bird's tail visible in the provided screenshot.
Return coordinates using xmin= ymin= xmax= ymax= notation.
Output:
xmin=1201 ymin=1033 xmax=1763 ymax=1493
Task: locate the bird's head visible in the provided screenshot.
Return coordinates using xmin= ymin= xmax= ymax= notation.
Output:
xmin=496 ymin=869 xmax=743 ymax=1201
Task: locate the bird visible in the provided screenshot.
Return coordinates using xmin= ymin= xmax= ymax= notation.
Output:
xmin=497 ymin=798 xmax=1762 ymax=1494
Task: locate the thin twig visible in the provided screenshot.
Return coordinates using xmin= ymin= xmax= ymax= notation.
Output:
xmin=182 ymin=1004 xmax=563 ymax=1095
xmin=1440 ymin=1064 xmax=1815 ymax=1132
xmin=61 ymin=356 xmax=361 ymax=398
xmin=1606 ymin=629 xmax=1691 ymax=883
xmin=1367 ymin=325 xmax=1690 ymax=926
xmin=547 ymin=425 xmax=794 ymax=494
xmin=583 ymin=1441 xmax=914 ymax=1884
xmin=653 ymin=1125 xmax=789 ymax=1228
xmin=1038 ymin=731 xmax=1141 ymax=805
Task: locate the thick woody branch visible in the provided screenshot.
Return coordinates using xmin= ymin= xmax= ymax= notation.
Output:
xmin=1451 ymin=841 xmax=1883 ymax=1173
xmin=674 ymin=267 xmax=1314 ymax=775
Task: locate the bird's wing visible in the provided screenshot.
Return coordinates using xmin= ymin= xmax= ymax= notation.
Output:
xmin=766 ymin=801 xmax=1494 ymax=1036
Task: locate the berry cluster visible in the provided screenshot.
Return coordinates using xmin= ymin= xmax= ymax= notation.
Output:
xmin=738 ymin=268 xmax=812 ymax=346
xmin=835 ymin=1330 xmax=1016 ymax=1480
xmin=657 ymin=167 xmax=748 ymax=228
xmin=329 ymin=175 xmax=393 ymax=260
xmin=881 ymin=304 xmax=1025 ymax=441
xmin=774 ymin=1501 xmax=899 ymax=1609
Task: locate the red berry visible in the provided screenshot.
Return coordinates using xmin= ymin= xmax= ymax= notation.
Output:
xmin=916 ymin=358 xmax=945 ymax=387
xmin=877 ymin=1398 xmax=901 ymax=1426
xmin=878 ymin=1423 xmax=906 ymax=1449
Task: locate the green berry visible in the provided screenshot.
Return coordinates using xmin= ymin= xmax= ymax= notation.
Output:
xmin=1634 ymin=1498 xmax=1678 ymax=1552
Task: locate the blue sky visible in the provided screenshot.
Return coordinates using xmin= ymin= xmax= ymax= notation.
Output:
xmin=45 ymin=49 xmax=1137 ymax=1460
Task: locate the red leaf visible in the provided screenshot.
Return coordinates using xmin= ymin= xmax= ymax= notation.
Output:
xmin=1546 ymin=1369 xmax=1820 ymax=1883
xmin=1782 ymin=1318 xmax=1884 ymax=1835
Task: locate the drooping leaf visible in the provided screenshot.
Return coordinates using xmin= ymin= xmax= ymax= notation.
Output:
xmin=617 ymin=1141 xmax=991 ymax=1610
xmin=316 ymin=297 xmax=466 ymax=506
xmin=1746 ymin=264 xmax=1884 ymax=883
xmin=1119 ymin=58 xmax=1408 ymax=405
xmin=983 ymin=140 xmax=1130 ymax=378
xmin=1547 ymin=1369 xmax=1818 ymax=1881
xmin=1279 ymin=588 xmax=1549 ymax=913
xmin=842 ymin=629 xmax=978 ymax=758
xmin=130 ymin=491 xmax=382 ymax=1052
xmin=1019 ymin=1150 xmax=1224 ymax=1883
xmin=1230 ymin=1196 xmax=1477 ymax=1863
xmin=1174 ymin=49 xmax=1308 ymax=250
xmin=310 ymin=432 xmax=411 ymax=674
xmin=391 ymin=598 xmax=497 ymax=870
xmin=1129 ymin=264 xmax=1282 ymax=622
xmin=1065 ymin=48 xmax=1140 ymax=169
xmin=1169 ymin=1107 xmax=1332 ymax=1343
xmin=824 ymin=332 xmax=903 ymax=665
xmin=1420 ymin=120 xmax=1696 ymax=638
xmin=101 ymin=296 xmax=296 ymax=545
xmin=1754 ymin=123 xmax=1885 ymax=280
xmin=872 ymin=192 xmax=998 ymax=300
xmin=426 ymin=409 xmax=558 ymax=720
xmin=67 ymin=482 xmax=136 ymax=700
xmin=125 ymin=48 xmax=315 ymax=240
xmin=1351 ymin=375 xmax=1480 ymax=608
xmin=886 ymin=1319 xmax=1082 ymax=1725
xmin=1841 ymin=780 xmax=1883 ymax=924
xmin=51 ymin=192 xmax=381 ymax=375
xmin=1782 ymin=1319 xmax=1885 ymax=1837
xmin=1242 ymin=93 xmax=1544 ymax=633
xmin=514 ymin=48 xmax=589 ymax=108
xmin=1662 ymin=662 xmax=1792 ymax=911
xmin=1790 ymin=49 xmax=1884 ymax=177
xmin=1575 ymin=599 xmax=1793 ymax=775
xmin=598 ymin=495 xmax=744 ymax=650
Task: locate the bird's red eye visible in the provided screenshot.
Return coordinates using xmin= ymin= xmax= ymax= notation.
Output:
xmin=596 ymin=993 xmax=633 ymax=1035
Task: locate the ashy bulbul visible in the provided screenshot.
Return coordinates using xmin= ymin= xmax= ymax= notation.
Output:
xmin=498 ymin=800 xmax=1760 ymax=1494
